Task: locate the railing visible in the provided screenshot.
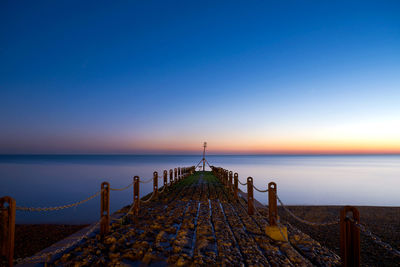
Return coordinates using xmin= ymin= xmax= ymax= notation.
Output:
xmin=210 ymin=166 xmax=400 ymax=267
xmin=0 ymin=166 xmax=195 ymax=267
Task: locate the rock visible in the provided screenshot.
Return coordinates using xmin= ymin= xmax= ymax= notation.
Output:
xmin=104 ymin=236 xmax=117 ymax=245
xmin=60 ymin=253 xmax=70 ymax=262
xmin=176 ymin=257 xmax=187 ymax=266
xmin=108 ymin=252 xmax=120 ymax=261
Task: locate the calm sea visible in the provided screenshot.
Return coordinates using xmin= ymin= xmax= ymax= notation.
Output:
xmin=1 ymin=155 xmax=399 ymax=224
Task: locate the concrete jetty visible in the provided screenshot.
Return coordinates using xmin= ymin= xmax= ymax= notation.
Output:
xmin=46 ymin=171 xmax=340 ymax=266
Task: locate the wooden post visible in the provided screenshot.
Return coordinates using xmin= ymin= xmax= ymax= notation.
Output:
xmin=153 ymin=171 xmax=158 ymax=198
xmin=100 ymin=182 xmax=110 ymax=237
xmin=169 ymin=169 xmax=173 ymax=185
xmin=247 ymin=177 xmax=254 ymax=215
xmin=0 ymin=196 xmax=16 ymax=267
xmin=174 ymin=168 xmax=177 ymax=183
xmin=340 ymin=206 xmax=360 ymax=267
xmin=234 ymin=173 xmax=239 ymax=200
xmin=133 ymin=176 xmax=140 ymax=216
xmin=268 ymin=182 xmax=277 ymax=226
xmin=229 ymin=171 xmax=233 ymax=191
xmin=178 ymin=167 xmax=181 ymax=181
xmin=163 ymin=170 xmax=168 ymax=189
xmin=265 ymin=182 xmax=288 ymax=241
xmin=224 ymin=170 xmax=227 ymax=186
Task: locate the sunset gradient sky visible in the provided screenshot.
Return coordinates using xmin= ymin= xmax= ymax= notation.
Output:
xmin=1 ymin=1 xmax=400 ymax=154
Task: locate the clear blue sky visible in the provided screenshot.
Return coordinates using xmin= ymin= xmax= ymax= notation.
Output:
xmin=1 ymin=1 xmax=399 ymax=154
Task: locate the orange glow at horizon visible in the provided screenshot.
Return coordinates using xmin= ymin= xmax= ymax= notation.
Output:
xmin=122 ymin=138 xmax=400 ymax=154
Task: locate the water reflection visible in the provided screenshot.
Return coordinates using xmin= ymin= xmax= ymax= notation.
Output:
xmin=0 ymin=155 xmax=399 ymax=223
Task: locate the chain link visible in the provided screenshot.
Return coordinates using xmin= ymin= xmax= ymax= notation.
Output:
xmin=16 ymin=190 xmax=101 ymax=212
xmin=253 ymin=185 xmax=268 ymax=193
xmin=349 ymin=219 xmax=400 ymax=257
xmin=277 ymin=195 xmax=339 ymax=226
xmin=115 ymin=203 xmax=135 ymax=224
xmin=140 ymin=191 xmax=155 ymax=203
xmin=16 ymin=221 xmax=100 ymax=264
xmin=238 ymin=180 xmax=247 ymax=186
xmin=158 ymin=185 xmax=167 ymax=194
xmin=110 ymin=182 xmax=133 ymax=191
xmin=139 ymin=178 xmax=153 ymax=184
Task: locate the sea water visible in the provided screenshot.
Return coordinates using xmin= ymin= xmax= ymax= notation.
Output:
xmin=0 ymin=155 xmax=399 ymax=223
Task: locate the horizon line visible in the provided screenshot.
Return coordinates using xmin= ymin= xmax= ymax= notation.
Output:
xmin=1 ymin=152 xmax=400 ymax=156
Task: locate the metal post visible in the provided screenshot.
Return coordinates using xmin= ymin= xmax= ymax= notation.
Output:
xmin=163 ymin=170 xmax=168 ymax=189
xmin=0 ymin=196 xmax=16 ymax=267
xmin=234 ymin=173 xmax=238 ymax=200
xmin=169 ymin=169 xmax=173 ymax=185
xmin=268 ymin=182 xmax=278 ymax=226
xmin=100 ymin=182 xmax=110 ymax=237
xmin=247 ymin=177 xmax=254 ymax=215
xmin=340 ymin=206 xmax=360 ymax=267
xmin=229 ymin=171 xmax=233 ymax=191
xmin=133 ymin=176 xmax=140 ymax=216
xmin=153 ymin=171 xmax=158 ymax=198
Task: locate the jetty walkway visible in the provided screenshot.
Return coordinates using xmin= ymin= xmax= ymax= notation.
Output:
xmin=50 ymin=171 xmax=339 ymax=266
xmin=3 ymin=165 xmax=400 ymax=266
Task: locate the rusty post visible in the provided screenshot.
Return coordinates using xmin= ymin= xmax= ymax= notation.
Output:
xmin=247 ymin=177 xmax=254 ymax=215
xmin=133 ymin=176 xmax=140 ymax=216
xmin=265 ymin=182 xmax=288 ymax=241
xmin=340 ymin=206 xmax=360 ymax=267
xmin=229 ymin=171 xmax=233 ymax=191
xmin=174 ymin=168 xmax=177 ymax=183
xmin=224 ymin=170 xmax=227 ymax=185
xmin=100 ymin=182 xmax=110 ymax=237
xmin=0 ymin=196 xmax=16 ymax=267
xmin=169 ymin=169 xmax=173 ymax=185
xmin=268 ymin=182 xmax=278 ymax=226
xmin=153 ymin=171 xmax=158 ymax=198
xmin=163 ymin=170 xmax=168 ymax=189
xmin=223 ymin=170 xmax=227 ymax=185
xmin=234 ymin=173 xmax=239 ymax=200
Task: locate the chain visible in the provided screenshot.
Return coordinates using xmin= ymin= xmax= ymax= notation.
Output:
xmin=110 ymin=182 xmax=133 ymax=191
xmin=158 ymin=185 xmax=167 ymax=194
xmin=277 ymin=195 xmax=339 ymax=226
xmin=238 ymin=180 xmax=247 ymax=186
xmin=140 ymin=191 xmax=155 ymax=203
xmin=116 ymin=202 xmax=135 ymax=224
xmin=139 ymin=178 xmax=153 ymax=184
xmin=16 ymin=190 xmax=101 ymax=212
xmin=16 ymin=221 xmax=100 ymax=264
xmin=253 ymin=185 xmax=268 ymax=193
xmin=349 ymin=219 xmax=400 ymax=257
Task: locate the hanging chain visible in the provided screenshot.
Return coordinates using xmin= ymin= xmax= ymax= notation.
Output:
xmin=16 ymin=190 xmax=101 ymax=212
xmin=110 ymin=182 xmax=133 ymax=191
xmin=277 ymin=195 xmax=339 ymax=226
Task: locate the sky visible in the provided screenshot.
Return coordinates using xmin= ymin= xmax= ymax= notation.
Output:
xmin=1 ymin=1 xmax=400 ymax=154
